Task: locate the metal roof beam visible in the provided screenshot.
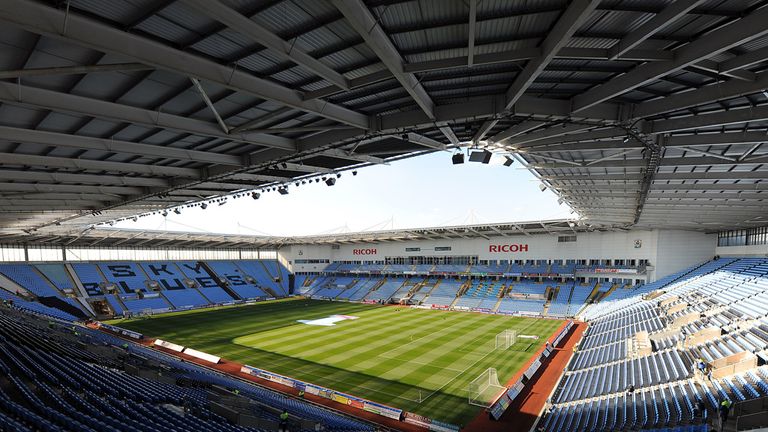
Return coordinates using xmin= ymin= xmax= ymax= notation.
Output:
xmin=503 ymin=124 xmax=598 ymax=147
xmin=489 ymin=120 xmax=546 ymax=143
xmin=474 ymin=0 xmax=600 ymax=142
xmin=560 ymin=183 xmax=768 ymax=192
xmin=690 ymin=59 xmax=756 ymax=82
xmin=0 ymin=170 xmax=168 ymax=187
xmin=665 ymin=131 xmax=768 ymax=147
xmin=720 ymin=46 xmax=768 ymax=73
xmin=0 ymin=126 xmax=243 ymax=166
xmin=376 ymin=95 xmax=620 ymax=133
xmin=573 ymin=5 xmax=768 ymax=111
xmin=0 ymin=82 xmax=295 ymax=152
xmin=190 ymin=77 xmax=230 ymax=134
xmin=505 ymin=0 xmax=600 ymax=108
xmin=401 ymin=133 xmax=446 ymax=151
xmin=643 ymin=105 xmax=768 ymax=134
xmin=318 ymin=149 xmax=385 ymax=164
xmin=525 ymin=139 xmax=643 ymax=152
xmin=330 ymin=0 xmax=433 ymax=119
xmin=0 ymin=62 xmax=152 ymax=79
xmin=181 ymin=0 xmax=349 ymax=90
xmin=648 ymin=192 xmax=768 ymax=200
xmin=607 ymin=0 xmax=707 ymax=60
xmin=404 ymin=46 xmax=671 ymax=74
xmin=0 ymin=0 xmax=367 ymax=128
xmin=229 ymin=107 xmax=293 ymax=135
xmin=0 ymin=183 xmax=144 ymax=195
xmin=634 ymin=71 xmax=768 ymax=118
xmin=0 ymin=153 xmax=200 ymax=178
xmin=467 ymin=0 xmax=477 ymax=67
xmin=279 ymin=163 xmax=334 ymax=174
xmin=540 ymin=174 xmax=643 ymax=181
xmin=518 ymin=127 xmax=630 ymax=148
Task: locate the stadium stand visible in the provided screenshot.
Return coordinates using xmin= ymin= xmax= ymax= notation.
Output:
xmin=162 ymin=289 xmax=210 ymax=309
xmin=540 ymin=257 xmax=768 ymax=431
xmin=99 ymin=262 xmax=149 ymax=293
xmin=139 ymin=262 xmax=191 ymax=291
xmin=36 ymin=264 xmax=78 ymax=294
xmin=71 ymin=264 xmax=107 ymax=296
xmin=0 ymin=264 xmax=60 ymax=297
xmin=237 ymin=260 xmax=287 ymax=296
xmin=0 ymin=302 xmax=375 ymax=432
xmin=364 ymin=277 xmax=406 ymax=302
xmin=422 ymin=278 xmax=464 ymax=307
xmin=205 ymin=261 xmax=268 ymax=300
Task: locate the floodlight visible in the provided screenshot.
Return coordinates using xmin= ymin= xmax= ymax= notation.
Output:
xmin=325 ymin=177 xmax=336 ymax=186
xmin=539 ymin=183 xmax=547 ymax=192
xmin=503 ymin=156 xmax=514 ymax=167
xmin=251 ymin=192 xmax=260 ymax=200
xmin=469 ymin=149 xmax=492 ymax=164
xmin=173 ymin=208 xmax=181 ymax=215
xmin=278 ymin=187 xmax=289 ymax=195
xmin=452 ymin=152 xmax=465 ymax=165
xmin=201 ymin=203 xmax=208 ymax=210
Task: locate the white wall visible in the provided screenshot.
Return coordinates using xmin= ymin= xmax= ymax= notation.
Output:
xmin=279 ymin=229 xmax=718 ymax=281
xmin=715 ymin=244 xmax=768 ymax=257
xmin=653 ymin=230 xmax=717 ymax=279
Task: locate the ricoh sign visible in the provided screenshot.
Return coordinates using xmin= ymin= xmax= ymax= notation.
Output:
xmin=489 ymin=244 xmax=529 ymax=253
xmin=352 ymin=248 xmax=377 ymax=255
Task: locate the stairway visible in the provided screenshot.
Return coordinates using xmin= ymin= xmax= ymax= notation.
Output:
xmin=199 ymin=262 xmax=242 ymax=300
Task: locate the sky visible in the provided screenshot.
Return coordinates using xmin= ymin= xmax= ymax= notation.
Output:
xmin=114 ymin=151 xmax=574 ymax=236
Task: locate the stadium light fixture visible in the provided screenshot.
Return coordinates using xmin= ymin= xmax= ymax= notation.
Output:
xmin=336 ymin=173 xmax=341 ymax=178
xmin=623 ymin=135 xmax=630 ymax=143
xmin=131 ymin=216 xmax=138 ymax=222
xmin=278 ymin=187 xmax=289 ymax=195
xmin=503 ymin=156 xmax=514 ymax=166
xmin=281 ymin=162 xmax=288 ymax=169
xmin=251 ymin=192 xmax=260 ymax=200
xmin=173 ymin=208 xmax=181 ymax=215
xmin=557 ymin=198 xmax=564 ymax=205
xmin=452 ymin=152 xmax=464 ymax=165
xmin=352 ymin=170 xmax=357 ymax=176
xmin=539 ymin=183 xmax=547 ymax=192
xmin=325 ymin=177 xmax=336 ymax=186
xmin=162 ymin=210 xmax=168 ymax=217
xmin=469 ymin=149 xmax=492 ymax=164
xmin=201 ymin=203 xmax=208 ymax=210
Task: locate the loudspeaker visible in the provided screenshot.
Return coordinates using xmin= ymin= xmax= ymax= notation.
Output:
xmin=452 ymin=153 xmax=464 ymax=164
xmin=469 ymin=149 xmax=492 ymax=164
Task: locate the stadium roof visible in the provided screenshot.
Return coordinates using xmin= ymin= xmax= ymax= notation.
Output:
xmin=0 ymin=219 xmax=600 ymax=248
xmin=1 ymin=0 xmax=768 ymax=241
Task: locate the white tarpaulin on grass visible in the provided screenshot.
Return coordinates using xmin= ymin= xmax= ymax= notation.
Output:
xmin=297 ymin=315 xmax=359 ymax=326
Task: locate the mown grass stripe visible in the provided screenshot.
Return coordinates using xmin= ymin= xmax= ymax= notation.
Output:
xmin=113 ymin=298 xmax=563 ymax=426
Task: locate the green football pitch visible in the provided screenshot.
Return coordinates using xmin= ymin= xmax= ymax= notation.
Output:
xmin=108 ymin=298 xmax=562 ymax=425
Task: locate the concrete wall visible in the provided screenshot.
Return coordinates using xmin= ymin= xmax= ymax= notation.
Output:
xmin=279 ymin=229 xmax=718 ymax=282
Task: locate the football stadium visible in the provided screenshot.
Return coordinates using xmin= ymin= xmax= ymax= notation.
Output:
xmin=3 ymin=1 xmax=768 ymax=432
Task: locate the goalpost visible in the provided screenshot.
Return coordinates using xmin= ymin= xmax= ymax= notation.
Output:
xmin=467 ymin=368 xmax=506 ymax=407
xmin=495 ymin=329 xmax=518 ymax=350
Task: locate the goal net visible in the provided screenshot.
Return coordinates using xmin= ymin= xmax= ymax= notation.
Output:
xmin=495 ymin=329 xmax=518 ymax=350
xmin=467 ymin=368 xmax=506 ymax=407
